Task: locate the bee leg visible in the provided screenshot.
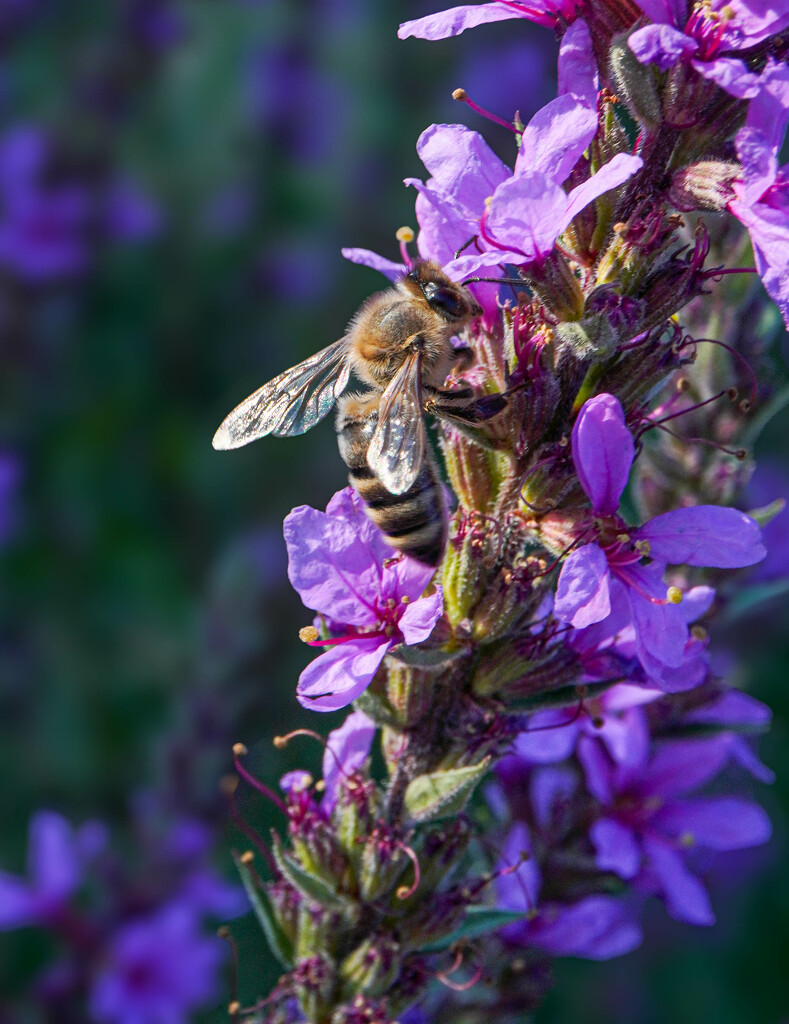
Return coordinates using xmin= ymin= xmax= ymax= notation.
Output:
xmin=449 ymin=345 xmax=474 ymax=372
xmin=424 ymin=387 xmax=508 ymax=451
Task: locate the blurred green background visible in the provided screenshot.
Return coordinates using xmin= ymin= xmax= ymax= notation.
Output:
xmin=0 ymin=1 xmax=786 ymax=1020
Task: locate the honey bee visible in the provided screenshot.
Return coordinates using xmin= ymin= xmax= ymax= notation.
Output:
xmin=212 ymin=260 xmax=503 ymax=565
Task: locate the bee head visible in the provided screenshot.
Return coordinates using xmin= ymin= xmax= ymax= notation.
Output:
xmin=405 ymin=262 xmax=480 ymax=322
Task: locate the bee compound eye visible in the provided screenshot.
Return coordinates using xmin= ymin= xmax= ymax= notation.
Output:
xmin=423 ymin=282 xmax=464 ymax=318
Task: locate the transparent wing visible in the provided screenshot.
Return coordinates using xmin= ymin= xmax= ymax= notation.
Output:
xmin=367 ymin=349 xmax=426 ymax=495
xmin=212 ymin=337 xmax=351 ymax=450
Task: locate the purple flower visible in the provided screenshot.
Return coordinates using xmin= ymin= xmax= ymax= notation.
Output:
xmin=322 ymin=709 xmax=376 ymax=812
xmin=89 ymin=904 xmax=225 ymax=1024
xmin=0 ymin=126 xmax=90 ymax=282
xmin=629 ymin=0 xmax=789 ymax=95
xmin=284 ymin=487 xmax=443 ymax=711
xmin=398 ymin=0 xmax=584 ymax=40
xmin=0 ymin=811 xmax=106 ymax=930
xmin=496 ymin=821 xmax=643 ymax=958
xmin=553 ymin=394 xmax=765 ymax=685
xmin=728 ymin=60 xmax=789 ymax=328
xmin=405 ymin=103 xmax=641 ymax=284
xmin=579 ymin=732 xmax=772 ymax=925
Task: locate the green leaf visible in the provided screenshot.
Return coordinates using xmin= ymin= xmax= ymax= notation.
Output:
xmin=721 ymin=577 xmax=789 ymax=623
xmin=272 ymin=836 xmax=346 ymax=909
xmin=421 ymin=906 xmax=526 ymax=952
xmin=404 ymin=757 xmax=491 ymax=823
xmin=233 ymin=853 xmax=294 ymax=968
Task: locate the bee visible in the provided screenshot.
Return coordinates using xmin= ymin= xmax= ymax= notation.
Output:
xmin=212 ymin=259 xmax=503 ymax=565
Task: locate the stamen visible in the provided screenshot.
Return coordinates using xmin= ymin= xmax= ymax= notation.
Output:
xmin=395 ymin=842 xmax=422 ymax=899
xmin=437 ymin=946 xmax=484 ymax=992
xmin=396 ymin=226 xmax=414 ymax=267
xmin=217 ymin=927 xmax=240 ymax=1017
xmin=275 ymin=728 xmax=356 ymax=784
xmin=452 ymin=87 xmax=517 ymax=133
xmin=299 ymin=625 xmax=319 ymax=643
xmin=233 ymin=743 xmax=287 ymax=814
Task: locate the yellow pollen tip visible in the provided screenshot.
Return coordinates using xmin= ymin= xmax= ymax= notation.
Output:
xmin=452 ymin=87 xmax=467 ymax=101
xmin=239 ymin=850 xmax=255 ymax=865
xmin=273 ymin=735 xmax=287 ymax=748
xmin=667 ymin=586 xmax=683 ymax=604
xmin=315 ymin=779 xmax=325 ymax=792
xmin=396 ymin=225 xmax=414 ymax=243
xmin=400 ymin=594 xmax=411 ymax=603
xmin=691 ymin=625 xmax=708 ymax=642
xmin=228 ymin=1002 xmax=241 ymax=1015
xmin=616 ymin=533 xmax=631 ymax=544
xmin=232 ymin=742 xmax=248 ymax=757
xmin=299 ymin=625 xmax=319 ymax=643
xmin=635 ymin=539 xmax=651 ymax=556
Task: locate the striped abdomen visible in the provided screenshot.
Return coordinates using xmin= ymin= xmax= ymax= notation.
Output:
xmin=336 ymin=393 xmax=447 ymax=567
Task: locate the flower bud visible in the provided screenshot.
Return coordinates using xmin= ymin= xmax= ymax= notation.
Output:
xmin=608 ymin=32 xmax=661 ymax=132
xmin=669 ymin=161 xmax=740 ymax=212
xmin=524 ymin=251 xmax=585 ymax=322
xmin=293 ymin=954 xmax=337 ymax=1024
xmin=338 ymin=935 xmax=400 ymax=1001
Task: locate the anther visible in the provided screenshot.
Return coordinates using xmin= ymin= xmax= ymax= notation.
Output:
xmin=735 ymin=448 xmax=747 ymax=461
xmin=240 ymin=850 xmax=255 ymax=865
xmin=299 ymin=625 xmax=320 ymax=643
xmin=395 ymin=842 xmax=422 ymax=900
xmin=691 ymin=625 xmax=708 ymax=641
xmin=396 ymin=226 xmax=414 ymax=243
xmin=677 ymin=377 xmax=691 ymax=392
xmin=228 ymin=1002 xmax=241 ymax=1016
xmin=666 ymin=586 xmax=683 ymax=604
xmin=233 ymin=742 xmax=248 ymax=757
xmin=727 ymin=387 xmax=738 ymax=401
xmin=452 ymin=87 xmax=517 ymax=133
xmin=592 ymin=715 xmax=605 ymax=729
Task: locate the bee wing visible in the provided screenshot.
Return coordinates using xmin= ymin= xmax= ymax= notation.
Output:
xmin=212 ymin=337 xmax=351 ymax=450
xmin=367 ymin=348 xmax=426 ymax=495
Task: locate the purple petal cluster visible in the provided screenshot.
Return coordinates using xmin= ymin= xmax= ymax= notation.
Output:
xmin=284 ymin=487 xmax=443 ymax=712
xmin=554 ymin=394 xmax=764 ymax=685
xmin=629 ymin=0 xmax=789 ymax=92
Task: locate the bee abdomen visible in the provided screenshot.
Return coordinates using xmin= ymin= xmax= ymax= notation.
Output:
xmin=336 ymin=396 xmax=447 ymax=567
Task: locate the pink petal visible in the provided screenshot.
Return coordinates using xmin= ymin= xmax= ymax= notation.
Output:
xmin=554 ymin=544 xmax=612 ymax=628
xmin=341 ymin=247 xmax=406 ymax=281
xmin=642 ymin=837 xmax=715 ymax=925
xmin=634 ymin=506 xmax=765 ymax=567
xmin=515 ymin=94 xmax=597 ymax=184
xmin=571 ymin=393 xmax=634 ymax=513
xmin=296 ymin=637 xmax=389 ymax=712
xmin=653 ymin=797 xmax=772 ymax=850
xmin=564 ymin=153 xmax=643 ymax=224
xmin=398 ymin=3 xmax=528 ymax=40
xmin=398 ymin=586 xmax=443 ymax=645
xmin=628 ymin=24 xmax=698 ymax=71
xmin=322 ymin=710 xmax=376 ymax=812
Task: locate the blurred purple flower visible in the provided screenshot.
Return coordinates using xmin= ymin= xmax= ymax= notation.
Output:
xmin=744 ymin=462 xmax=789 ymax=582
xmin=0 ymin=811 xmax=106 ymax=930
xmin=284 ymin=487 xmax=443 ymax=711
xmin=629 ymin=0 xmax=789 ymax=93
xmin=496 ymin=821 xmax=643 ymax=958
xmin=88 ymin=904 xmax=225 ymax=1024
xmin=104 ymin=176 xmax=162 ymax=242
xmin=553 ymin=394 xmax=765 ymax=685
xmin=0 ymin=126 xmax=90 ymax=282
xmin=504 ymin=683 xmax=660 ymax=768
xmin=399 ymin=0 xmax=583 ymax=39
xmin=0 ymin=451 xmax=21 ymax=545
xmin=579 ymin=732 xmax=772 ymax=925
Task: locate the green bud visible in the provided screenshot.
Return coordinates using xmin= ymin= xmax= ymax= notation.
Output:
xmin=669 ymin=161 xmax=740 ymax=212
xmin=609 ymin=31 xmax=661 ymax=132
xmin=273 ymin=834 xmax=346 ymax=910
xmin=338 ymin=934 xmax=401 ymax=1000
xmin=404 ymin=757 xmax=491 ymax=823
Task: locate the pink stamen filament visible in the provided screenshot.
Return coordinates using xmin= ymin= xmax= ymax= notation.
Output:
xmin=455 ymin=90 xmax=518 ymax=133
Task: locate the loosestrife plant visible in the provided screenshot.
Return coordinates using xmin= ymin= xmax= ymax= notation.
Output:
xmin=229 ymin=4 xmax=787 ymax=1022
